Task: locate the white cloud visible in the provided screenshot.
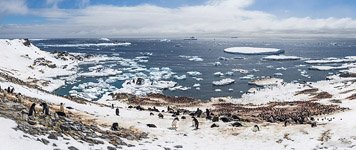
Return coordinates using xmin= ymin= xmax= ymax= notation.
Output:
xmin=0 ymin=0 xmax=28 ymax=15
xmin=1 ymin=0 xmax=356 ymax=38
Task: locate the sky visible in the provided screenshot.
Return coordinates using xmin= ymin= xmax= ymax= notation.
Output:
xmin=1 ymin=0 xmax=356 ymax=38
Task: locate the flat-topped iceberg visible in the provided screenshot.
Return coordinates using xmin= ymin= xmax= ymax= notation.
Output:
xmin=263 ymin=55 xmax=301 ymax=61
xmin=309 ymin=65 xmax=348 ymax=71
xmin=305 ymin=56 xmax=356 ymax=64
xmin=212 ymin=78 xmax=235 ymax=86
xmin=224 ymin=47 xmax=284 ymax=55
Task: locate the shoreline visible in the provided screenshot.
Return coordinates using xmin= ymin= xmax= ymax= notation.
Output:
xmin=0 ymin=39 xmax=356 ymax=150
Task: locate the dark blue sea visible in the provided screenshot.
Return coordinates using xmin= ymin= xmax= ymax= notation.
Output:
xmin=32 ymin=38 xmax=356 ymax=100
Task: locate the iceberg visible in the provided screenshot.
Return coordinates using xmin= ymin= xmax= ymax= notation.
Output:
xmin=305 ymin=56 xmax=356 ymax=64
xmin=179 ymin=55 xmax=204 ymax=62
xmin=213 ymin=72 xmax=224 ymax=76
xmin=99 ymin=38 xmax=110 ymax=41
xmin=224 ymin=47 xmax=284 ymax=55
xmin=309 ymin=65 xmax=348 ymax=71
xmin=212 ymin=78 xmax=235 ymax=86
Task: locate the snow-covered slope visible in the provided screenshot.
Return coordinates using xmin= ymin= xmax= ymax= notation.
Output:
xmin=0 ymin=39 xmax=79 ymax=91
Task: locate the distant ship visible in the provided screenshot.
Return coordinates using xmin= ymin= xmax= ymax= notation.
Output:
xmin=184 ymin=36 xmax=198 ymax=40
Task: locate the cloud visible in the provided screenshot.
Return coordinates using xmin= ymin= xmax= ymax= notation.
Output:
xmin=1 ymin=0 xmax=356 ymax=38
xmin=0 ymin=0 xmax=28 ymax=15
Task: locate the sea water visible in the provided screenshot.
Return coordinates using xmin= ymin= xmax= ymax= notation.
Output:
xmin=33 ymin=38 xmax=356 ymax=100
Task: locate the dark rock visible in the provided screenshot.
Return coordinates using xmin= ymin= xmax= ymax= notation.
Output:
xmin=28 ymin=120 xmax=37 ymax=125
xmin=23 ymin=39 xmax=31 ymax=47
xmin=107 ymin=146 xmax=117 ymax=150
xmin=211 ymin=123 xmax=219 ymax=128
xmin=181 ymin=116 xmax=186 ymax=119
xmin=68 ymin=146 xmax=79 ymax=150
xmin=220 ymin=117 xmax=231 ymax=122
xmin=231 ymin=115 xmax=240 ymax=120
xmin=147 ymin=124 xmax=157 ymax=128
xmin=212 ymin=116 xmax=219 ymax=122
xmin=48 ymin=133 xmax=58 ymax=140
xmin=52 ymin=143 xmax=57 ymax=147
xmin=127 ymin=144 xmax=135 ymax=147
xmin=60 ymin=124 xmax=70 ymax=131
xmin=231 ymin=122 xmax=242 ymax=127
xmin=41 ymin=138 xmax=50 ymax=145
xmin=174 ymin=145 xmax=183 ymax=148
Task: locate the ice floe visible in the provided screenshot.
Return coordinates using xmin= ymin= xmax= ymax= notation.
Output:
xmin=212 ymin=78 xmax=235 ymax=86
xmin=232 ymin=69 xmax=249 ymax=74
xmin=263 ymin=55 xmax=301 ymax=61
xmin=179 ymin=55 xmax=204 ymax=62
xmin=224 ymin=47 xmax=284 ymax=55
xmin=79 ymin=68 xmax=122 ymax=77
xmin=116 ymin=78 xmax=177 ymax=96
xmin=187 ymin=71 xmax=202 ymax=76
xmin=240 ymin=75 xmax=255 ymax=80
xmin=213 ymin=72 xmax=224 ymax=76
xmin=305 ymin=56 xmax=356 ymax=64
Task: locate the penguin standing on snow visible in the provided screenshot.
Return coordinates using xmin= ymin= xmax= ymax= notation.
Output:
xmin=192 ymin=117 xmax=199 ymax=130
xmin=172 ymin=117 xmax=179 ymax=130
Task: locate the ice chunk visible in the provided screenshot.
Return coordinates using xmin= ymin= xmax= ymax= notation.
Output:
xmin=212 ymin=78 xmax=235 ymax=86
xmin=187 ymin=71 xmax=202 ymax=76
xmin=240 ymin=75 xmax=255 ymax=80
xmin=214 ymin=72 xmax=224 ymax=76
xmin=173 ymin=75 xmax=187 ymax=80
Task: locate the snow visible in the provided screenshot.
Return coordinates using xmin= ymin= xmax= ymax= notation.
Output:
xmin=212 ymin=78 xmax=235 ymax=86
xmin=0 ymin=39 xmax=80 ymax=91
xmin=224 ymin=47 xmax=284 ymax=55
xmin=2 ymin=39 xmax=356 ymax=150
xmin=0 ymin=117 xmax=51 ymax=150
xmin=263 ymin=55 xmax=301 ymax=61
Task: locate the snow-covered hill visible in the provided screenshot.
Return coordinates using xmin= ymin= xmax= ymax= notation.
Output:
xmin=0 ymin=39 xmax=80 ymax=91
